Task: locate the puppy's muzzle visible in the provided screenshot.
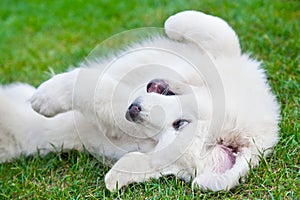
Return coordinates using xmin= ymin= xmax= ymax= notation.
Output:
xmin=126 ymin=102 xmax=141 ymax=122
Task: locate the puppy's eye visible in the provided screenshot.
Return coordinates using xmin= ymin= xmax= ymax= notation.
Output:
xmin=172 ymin=119 xmax=190 ymax=130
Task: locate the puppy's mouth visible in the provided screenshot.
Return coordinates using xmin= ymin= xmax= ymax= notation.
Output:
xmin=126 ymin=79 xmax=176 ymax=123
xmin=125 ymin=79 xmax=175 ymax=123
xmin=146 ymin=79 xmax=175 ymax=96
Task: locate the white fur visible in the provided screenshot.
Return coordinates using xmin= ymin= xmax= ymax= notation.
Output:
xmin=0 ymin=11 xmax=279 ymax=192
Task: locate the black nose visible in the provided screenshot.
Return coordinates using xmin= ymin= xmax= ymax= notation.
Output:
xmin=126 ymin=103 xmax=141 ymax=121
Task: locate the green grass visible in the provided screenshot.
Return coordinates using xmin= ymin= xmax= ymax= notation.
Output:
xmin=0 ymin=0 xmax=299 ymax=199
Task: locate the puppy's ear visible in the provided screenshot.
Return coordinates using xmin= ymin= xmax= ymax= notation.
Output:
xmin=192 ymin=147 xmax=255 ymax=191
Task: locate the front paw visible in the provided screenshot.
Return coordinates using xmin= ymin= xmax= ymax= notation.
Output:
xmin=30 ymin=74 xmax=72 ymax=117
xmin=192 ymin=173 xmax=238 ymax=191
xmin=104 ymin=152 xmax=152 ymax=192
xmin=164 ymin=10 xmax=205 ymax=41
xmin=105 ymin=169 xmax=132 ymax=192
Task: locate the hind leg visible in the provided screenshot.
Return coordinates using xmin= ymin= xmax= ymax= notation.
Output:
xmin=164 ymin=11 xmax=241 ymax=58
xmin=30 ymin=69 xmax=79 ymax=117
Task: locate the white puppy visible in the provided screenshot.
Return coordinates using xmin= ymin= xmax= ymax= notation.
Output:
xmin=0 ymin=11 xmax=280 ymax=192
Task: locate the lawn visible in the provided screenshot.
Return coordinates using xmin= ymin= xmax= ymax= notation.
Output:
xmin=0 ymin=0 xmax=299 ymax=199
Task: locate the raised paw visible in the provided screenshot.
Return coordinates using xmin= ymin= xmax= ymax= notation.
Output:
xmin=30 ymin=73 xmax=73 ymax=117
xmin=164 ymin=10 xmax=241 ymax=57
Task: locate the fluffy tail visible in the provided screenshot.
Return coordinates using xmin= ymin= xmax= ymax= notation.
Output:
xmin=0 ymin=83 xmax=82 ymax=162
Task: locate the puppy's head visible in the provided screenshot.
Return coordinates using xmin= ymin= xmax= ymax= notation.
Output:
xmin=124 ymin=79 xmax=240 ymax=187
xmin=125 ymin=79 xmax=212 ymax=141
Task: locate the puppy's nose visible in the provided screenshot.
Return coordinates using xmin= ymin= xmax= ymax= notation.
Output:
xmin=126 ymin=103 xmax=141 ymax=122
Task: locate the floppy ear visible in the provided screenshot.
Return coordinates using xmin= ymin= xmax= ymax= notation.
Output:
xmin=192 ymin=147 xmax=257 ymax=191
xmin=164 ymin=10 xmax=241 ymax=58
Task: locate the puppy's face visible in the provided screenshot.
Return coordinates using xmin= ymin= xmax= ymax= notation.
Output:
xmin=126 ymin=79 xmax=212 ymax=141
xmin=125 ymin=79 xmax=216 ymax=178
